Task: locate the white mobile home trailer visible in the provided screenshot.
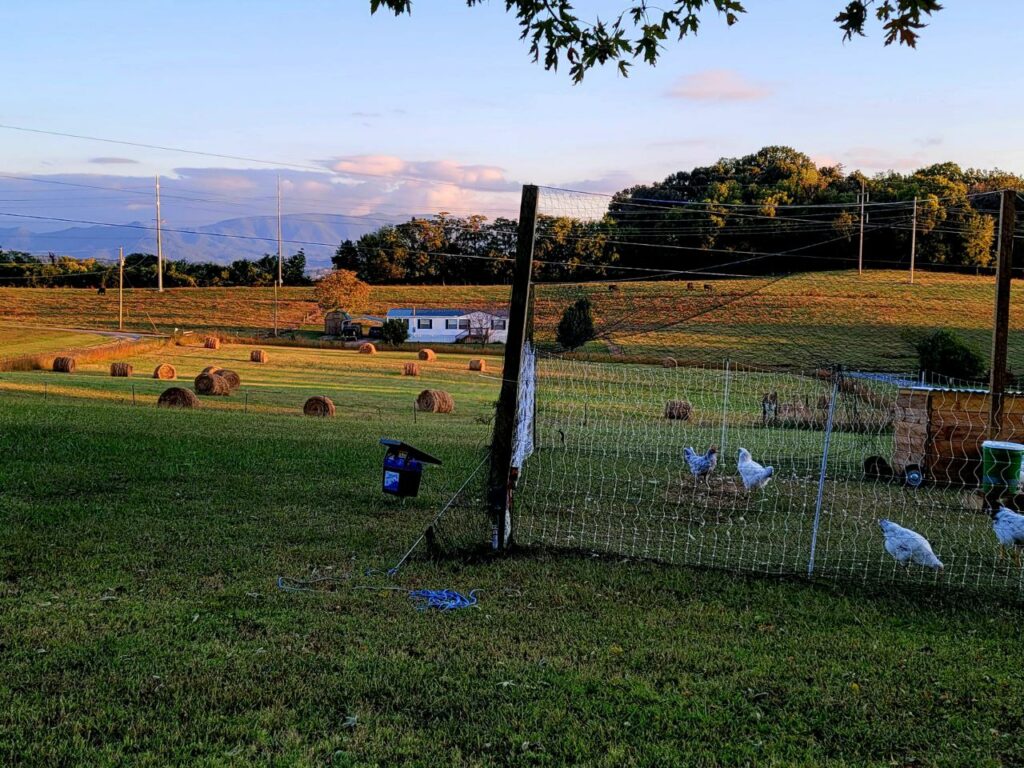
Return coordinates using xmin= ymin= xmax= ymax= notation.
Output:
xmin=386 ymin=308 xmax=508 ymax=344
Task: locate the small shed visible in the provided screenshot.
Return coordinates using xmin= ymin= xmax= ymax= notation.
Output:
xmin=893 ymin=387 xmax=1024 ymax=486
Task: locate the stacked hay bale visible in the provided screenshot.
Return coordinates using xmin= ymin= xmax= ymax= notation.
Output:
xmin=468 ymin=359 xmax=487 ymax=372
xmin=158 ymin=387 xmax=200 ymax=408
xmin=110 ymin=362 xmax=133 ymax=377
xmin=662 ymin=357 xmax=678 ymax=369
xmin=663 ymin=400 xmax=692 ymax=421
xmin=53 ymin=356 xmax=76 ymax=373
xmin=194 ymin=371 xmax=230 ymax=396
xmin=201 ymin=365 xmax=221 ymax=375
xmin=303 ymin=396 xmax=336 ymax=417
xmin=418 ymin=349 xmax=436 ymax=361
xmin=250 ymin=349 xmax=268 ymax=363
xmin=204 ymin=337 xmax=221 ymax=350
xmin=153 ymin=363 xmax=177 ymax=380
xmin=403 ymin=362 xmax=420 ymax=376
xmin=359 ymin=343 xmax=377 ymax=355
xmin=416 ymin=389 xmax=454 ymax=414
xmin=218 ymin=369 xmax=241 ymax=390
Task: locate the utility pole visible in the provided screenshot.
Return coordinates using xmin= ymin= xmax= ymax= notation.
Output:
xmin=910 ymin=196 xmax=918 ymax=285
xmin=155 ymin=175 xmax=164 ymax=293
xmin=274 ymin=176 xmax=282 ymax=337
xmin=118 ymin=246 xmax=124 ymax=331
xmin=989 ymin=189 xmax=1016 ymax=439
xmin=858 ymin=179 xmax=867 ymax=276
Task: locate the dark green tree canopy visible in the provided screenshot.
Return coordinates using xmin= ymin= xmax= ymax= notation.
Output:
xmin=371 ymin=1 xmax=943 ymax=82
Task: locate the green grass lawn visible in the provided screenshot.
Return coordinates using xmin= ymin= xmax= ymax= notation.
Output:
xmin=3 ymin=358 xmax=1024 ymax=765
xmin=0 ymin=324 xmax=113 ymax=360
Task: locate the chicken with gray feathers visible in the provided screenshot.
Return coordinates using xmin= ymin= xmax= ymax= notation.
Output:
xmin=878 ymin=519 xmax=943 ymax=571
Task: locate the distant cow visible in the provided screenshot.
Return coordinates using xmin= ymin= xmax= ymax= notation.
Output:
xmin=686 ymin=282 xmax=694 ymax=291
xmin=703 ymin=283 xmax=713 ymax=292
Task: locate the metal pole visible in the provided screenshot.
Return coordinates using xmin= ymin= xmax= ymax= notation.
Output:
xmin=719 ymin=358 xmax=731 ymax=461
xmin=989 ymin=189 xmax=1016 ymax=439
xmin=858 ymin=179 xmax=866 ymax=276
xmin=910 ymin=196 xmax=917 ymax=285
xmin=155 ymin=175 xmax=163 ymax=293
xmin=808 ymin=372 xmax=841 ymax=577
xmin=118 ymin=246 xmax=124 ymax=331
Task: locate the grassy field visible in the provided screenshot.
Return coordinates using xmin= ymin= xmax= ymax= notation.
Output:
xmin=2 ymin=270 xmax=1021 ymax=370
xmin=3 ymin=335 xmax=1024 ymax=764
xmin=0 ymin=324 xmax=116 ymax=359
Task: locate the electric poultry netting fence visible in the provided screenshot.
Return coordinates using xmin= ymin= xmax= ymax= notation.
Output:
xmin=432 ymin=185 xmax=1024 ymax=596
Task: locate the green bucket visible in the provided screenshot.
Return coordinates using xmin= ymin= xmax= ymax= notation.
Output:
xmin=981 ymin=440 xmax=1024 ymax=494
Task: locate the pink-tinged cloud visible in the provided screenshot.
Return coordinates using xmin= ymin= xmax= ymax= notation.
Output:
xmin=667 ymin=69 xmax=772 ymax=102
xmin=327 ymin=154 xmax=520 ymax=193
xmin=841 ymin=147 xmax=927 ymax=172
xmin=90 ymin=156 xmax=139 ymax=165
xmin=557 ymin=170 xmax=640 ymax=195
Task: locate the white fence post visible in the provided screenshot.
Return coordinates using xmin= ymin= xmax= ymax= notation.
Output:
xmin=719 ymin=358 xmax=731 ymax=464
xmin=807 ymin=371 xmax=842 ymax=577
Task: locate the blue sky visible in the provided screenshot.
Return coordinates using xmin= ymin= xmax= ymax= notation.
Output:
xmin=1 ymin=0 xmax=1022 ymax=227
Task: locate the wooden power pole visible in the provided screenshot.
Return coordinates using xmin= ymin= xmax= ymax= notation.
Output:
xmin=118 ymin=246 xmax=124 ymax=331
xmin=487 ymin=184 xmax=539 ymax=552
xmin=858 ymin=179 xmax=867 ymax=276
xmin=989 ymin=189 xmax=1016 ymax=437
xmin=274 ymin=176 xmax=282 ymax=337
xmin=155 ymin=175 xmax=164 ymax=293
xmin=910 ymin=196 xmax=917 ymax=285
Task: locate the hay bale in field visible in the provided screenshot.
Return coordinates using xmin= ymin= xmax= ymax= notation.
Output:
xmin=663 ymin=400 xmax=692 ymax=421
xmin=468 ymin=359 xmax=487 ymax=372
xmin=53 ymin=356 xmax=76 ymax=373
xmin=250 ymin=349 xmax=268 ymax=363
xmin=153 ymin=363 xmax=177 ymax=380
xmin=204 ymin=337 xmax=221 ymax=350
xmin=218 ymin=369 xmax=241 ymax=390
xmin=303 ymin=395 xmax=336 ymax=417
xmin=403 ymin=362 xmax=421 ymax=376
xmin=359 ymin=343 xmax=377 ymax=355
xmin=157 ymin=387 xmax=199 ymax=408
xmin=201 ymin=365 xmax=222 ymax=375
xmin=109 ymin=362 xmax=133 ymax=377
xmin=194 ymin=372 xmax=230 ymax=396
xmin=662 ymin=357 xmax=678 ymax=369
xmin=416 ymin=389 xmax=455 ymax=414
xmin=418 ymin=349 xmax=436 ymax=361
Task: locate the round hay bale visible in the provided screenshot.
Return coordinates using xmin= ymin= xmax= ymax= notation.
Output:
xmin=53 ymin=356 xmax=76 ymax=373
xmin=110 ymin=362 xmax=133 ymax=377
xmin=194 ymin=372 xmax=230 ymax=396
xmin=218 ymin=369 xmax=241 ymax=390
xmin=250 ymin=349 xmax=268 ymax=363
xmin=662 ymin=357 xmax=678 ymax=369
xmin=359 ymin=343 xmax=377 ymax=355
xmin=303 ymin=395 xmax=336 ymax=417
xmin=663 ymin=400 xmax=692 ymax=421
xmin=468 ymin=359 xmax=487 ymax=372
xmin=204 ymin=337 xmax=221 ymax=350
xmin=416 ymin=389 xmax=455 ymax=414
xmin=403 ymin=362 xmax=421 ymax=377
xmin=418 ymin=349 xmax=437 ymax=361
xmin=153 ymin=363 xmax=177 ymax=380
xmin=158 ymin=387 xmax=200 ymax=409
xmin=201 ymin=365 xmax=222 ymax=375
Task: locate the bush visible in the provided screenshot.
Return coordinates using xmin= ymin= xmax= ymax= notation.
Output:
xmin=915 ymin=329 xmax=985 ymax=380
xmin=313 ymin=269 xmax=370 ymax=313
xmin=380 ymin=319 xmax=409 ymax=346
xmin=556 ymin=297 xmax=596 ymax=350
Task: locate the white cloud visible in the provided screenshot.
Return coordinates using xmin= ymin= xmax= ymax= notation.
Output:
xmin=667 ymin=69 xmax=772 ymax=102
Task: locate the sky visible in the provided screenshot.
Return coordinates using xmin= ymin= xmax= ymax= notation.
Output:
xmin=1 ymin=0 xmax=1023 ymax=232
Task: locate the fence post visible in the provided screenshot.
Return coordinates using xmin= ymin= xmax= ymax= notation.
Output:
xmin=807 ymin=370 xmax=842 ymax=577
xmin=719 ymin=358 xmax=731 ymax=463
xmin=131 ymin=384 xmax=136 ymax=406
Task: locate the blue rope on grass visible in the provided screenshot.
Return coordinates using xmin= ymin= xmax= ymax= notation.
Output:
xmin=408 ymin=589 xmax=479 ymax=611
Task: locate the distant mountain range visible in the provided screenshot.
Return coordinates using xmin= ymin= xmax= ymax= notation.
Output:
xmin=0 ymin=213 xmax=394 ymax=269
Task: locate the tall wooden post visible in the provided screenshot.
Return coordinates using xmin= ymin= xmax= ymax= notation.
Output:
xmin=487 ymin=184 xmax=538 ymax=552
xmin=118 ymin=246 xmax=124 ymax=331
xmin=989 ymin=189 xmax=1016 ymax=438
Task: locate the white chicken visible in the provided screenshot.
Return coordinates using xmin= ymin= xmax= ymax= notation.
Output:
xmin=878 ymin=519 xmax=944 ymax=571
xmin=992 ymin=506 xmax=1024 ymax=565
xmin=737 ymin=448 xmax=773 ymax=491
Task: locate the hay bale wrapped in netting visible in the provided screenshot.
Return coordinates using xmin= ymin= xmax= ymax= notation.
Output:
xmin=403 ymin=362 xmax=420 ymax=376
xmin=110 ymin=362 xmax=133 ymax=377
xmin=250 ymin=349 xmax=268 ymax=363
xmin=359 ymin=343 xmax=377 ymax=355
xmin=416 ymin=389 xmax=454 ymax=414
xmin=158 ymin=387 xmax=200 ymax=408
xmin=418 ymin=349 xmax=436 ymax=361
xmin=204 ymin=337 xmax=221 ymax=350
xmin=303 ymin=395 xmax=336 ymax=417
xmin=194 ymin=372 xmax=230 ymax=396
xmin=201 ymin=365 xmax=222 ymax=375
xmin=53 ymin=356 xmax=76 ymax=373
xmin=663 ymin=400 xmax=692 ymax=421
xmin=218 ymin=369 xmax=241 ymax=390
xmin=153 ymin=363 xmax=176 ymax=380
xmin=468 ymin=359 xmax=487 ymax=372
xmin=662 ymin=357 xmax=678 ymax=369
